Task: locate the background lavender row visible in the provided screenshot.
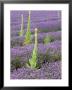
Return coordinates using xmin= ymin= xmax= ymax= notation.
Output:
xmin=11 ymin=19 xmax=61 ymax=38
xmin=11 ymin=11 xmax=61 ymax=34
xmin=11 ymin=19 xmax=61 ymax=30
xmin=11 ymin=11 xmax=61 ymax=22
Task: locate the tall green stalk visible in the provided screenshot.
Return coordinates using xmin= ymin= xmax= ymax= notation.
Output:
xmin=26 ymin=28 xmax=38 ymax=69
xmin=24 ymin=11 xmax=31 ymax=45
xmin=19 ymin=14 xmax=24 ymax=36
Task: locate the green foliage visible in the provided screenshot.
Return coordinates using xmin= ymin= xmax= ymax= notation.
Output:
xmin=11 ymin=57 xmax=22 ymax=71
xmin=26 ymin=48 xmax=37 ymax=69
xmin=43 ymin=35 xmax=54 ymax=44
xmin=19 ymin=14 xmax=24 ymax=36
xmin=27 ymin=11 xmax=30 ymax=33
xmin=30 ymin=48 xmax=37 ymax=67
xmin=18 ymin=30 xmax=24 ymax=37
xmin=38 ymin=52 xmax=49 ymax=66
xmin=26 ymin=28 xmax=38 ymax=69
xmin=24 ymin=31 xmax=31 ymax=45
xmin=24 ymin=11 xmax=31 ymax=45
xmin=38 ymin=52 xmax=61 ymax=65
xmin=49 ymin=53 xmax=61 ymax=62
xmin=37 ymin=53 xmax=45 ymax=65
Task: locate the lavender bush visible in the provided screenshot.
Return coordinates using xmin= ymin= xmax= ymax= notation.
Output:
xmin=11 ymin=31 xmax=61 ymax=47
xmin=11 ymin=40 xmax=61 ymax=71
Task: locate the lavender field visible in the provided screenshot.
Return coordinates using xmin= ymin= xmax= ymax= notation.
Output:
xmin=10 ymin=11 xmax=61 ymax=79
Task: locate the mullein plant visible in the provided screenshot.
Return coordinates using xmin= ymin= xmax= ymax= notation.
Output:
xmin=19 ymin=14 xmax=24 ymax=36
xmin=23 ymin=11 xmax=31 ymax=45
xmin=26 ymin=28 xmax=38 ymax=69
xmin=43 ymin=35 xmax=54 ymax=44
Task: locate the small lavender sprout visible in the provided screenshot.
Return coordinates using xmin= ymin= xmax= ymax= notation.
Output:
xmin=26 ymin=28 xmax=38 ymax=69
xmin=24 ymin=11 xmax=31 ymax=45
xmin=19 ymin=14 xmax=24 ymax=36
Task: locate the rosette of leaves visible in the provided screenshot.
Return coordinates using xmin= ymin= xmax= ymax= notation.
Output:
xmin=26 ymin=28 xmax=38 ymax=69
xmin=19 ymin=14 xmax=24 ymax=36
xmin=11 ymin=57 xmax=22 ymax=71
xmin=23 ymin=11 xmax=31 ymax=45
xmin=43 ymin=35 xmax=54 ymax=44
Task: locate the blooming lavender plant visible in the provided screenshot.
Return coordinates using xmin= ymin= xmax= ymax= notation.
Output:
xmin=18 ymin=14 xmax=24 ymax=36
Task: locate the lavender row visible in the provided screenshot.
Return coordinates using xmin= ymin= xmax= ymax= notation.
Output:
xmin=11 ymin=31 xmax=61 ymax=47
xmin=11 ymin=19 xmax=61 ymax=33
xmin=11 ymin=40 xmax=61 ymax=63
xmin=32 ymin=31 xmax=61 ymax=43
xmin=11 ymin=16 xmax=61 ymax=27
xmin=11 ymin=11 xmax=61 ymax=22
xmin=11 ymin=18 xmax=61 ymax=26
xmin=11 ymin=61 xmax=61 ymax=79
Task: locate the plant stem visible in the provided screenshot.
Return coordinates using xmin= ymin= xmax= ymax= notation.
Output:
xmin=19 ymin=14 xmax=24 ymax=36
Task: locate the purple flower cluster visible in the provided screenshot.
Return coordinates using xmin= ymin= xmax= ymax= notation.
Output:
xmin=11 ymin=61 xmax=61 ymax=79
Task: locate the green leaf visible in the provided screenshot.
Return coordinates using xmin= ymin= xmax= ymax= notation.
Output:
xmin=26 ymin=28 xmax=38 ymax=69
xmin=44 ymin=35 xmax=54 ymax=44
xmin=24 ymin=11 xmax=31 ymax=45
xmin=29 ymin=49 xmax=37 ymax=68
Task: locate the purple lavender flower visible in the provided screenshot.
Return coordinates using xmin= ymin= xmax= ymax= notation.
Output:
xmin=11 ymin=61 xmax=61 ymax=79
